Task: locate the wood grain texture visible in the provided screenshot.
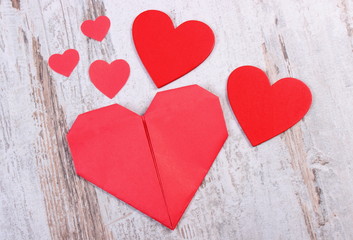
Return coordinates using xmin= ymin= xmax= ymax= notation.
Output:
xmin=1 ymin=0 xmax=353 ymax=239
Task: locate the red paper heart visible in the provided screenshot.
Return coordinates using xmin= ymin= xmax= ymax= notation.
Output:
xmin=132 ymin=10 xmax=215 ymax=88
xmin=48 ymin=49 xmax=79 ymax=77
xmin=89 ymin=60 xmax=130 ymax=99
xmin=67 ymin=85 xmax=228 ymax=229
xmin=227 ymin=66 xmax=312 ymax=146
xmin=81 ymin=16 xmax=110 ymax=41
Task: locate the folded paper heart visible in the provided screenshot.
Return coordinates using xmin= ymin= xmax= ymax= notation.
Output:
xmin=89 ymin=59 xmax=130 ymax=98
xmin=48 ymin=49 xmax=79 ymax=77
xmin=227 ymin=66 xmax=312 ymax=146
xmin=67 ymin=85 xmax=228 ymax=229
xmin=133 ymin=10 xmax=215 ymax=88
xmin=81 ymin=16 xmax=111 ymax=41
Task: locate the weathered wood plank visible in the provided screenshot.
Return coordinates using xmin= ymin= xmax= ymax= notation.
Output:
xmin=1 ymin=0 xmax=353 ymax=239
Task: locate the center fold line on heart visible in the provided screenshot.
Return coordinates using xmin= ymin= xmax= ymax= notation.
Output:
xmin=141 ymin=115 xmax=173 ymax=228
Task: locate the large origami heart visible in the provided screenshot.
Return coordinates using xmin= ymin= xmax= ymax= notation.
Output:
xmin=132 ymin=10 xmax=215 ymax=88
xmin=67 ymin=85 xmax=228 ymax=229
xmin=227 ymin=66 xmax=312 ymax=146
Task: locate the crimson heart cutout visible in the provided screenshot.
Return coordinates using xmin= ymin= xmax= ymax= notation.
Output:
xmin=48 ymin=49 xmax=79 ymax=77
xmin=67 ymin=85 xmax=228 ymax=229
xmin=89 ymin=60 xmax=130 ymax=99
xmin=132 ymin=10 xmax=215 ymax=88
xmin=227 ymin=66 xmax=312 ymax=146
xmin=81 ymin=16 xmax=110 ymax=41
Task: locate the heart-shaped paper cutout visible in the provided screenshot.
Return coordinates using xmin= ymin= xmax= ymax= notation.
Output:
xmin=67 ymin=85 xmax=228 ymax=229
xmin=132 ymin=10 xmax=215 ymax=88
xmin=227 ymin=66 xmax=312 ymax=146
xmin=81 ymin=16 xmax=111 ymax=41
xmin=48 ymin=49 xmax=79 ymax=77
xmin=89 ymin=59 xmax=130 ymax=99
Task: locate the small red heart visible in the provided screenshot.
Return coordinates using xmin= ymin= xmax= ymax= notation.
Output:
xmin=133 ymin=10 xmax=215 ymax=88
xmin=89 ymin=60 xmax=130 ymax=99
xmin=67 ymin=85 xmax=228 ymax=229
xmin=81 ymin=16 xmax=110 ymax=41
xmin=227 ymin=66 xmax=312 ymax=146
xmin=48 ymin=49 xmax=79 ymax=77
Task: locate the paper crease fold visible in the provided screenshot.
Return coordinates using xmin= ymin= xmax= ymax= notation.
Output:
xmin=142 ymin=116 xmax=174 ymax=229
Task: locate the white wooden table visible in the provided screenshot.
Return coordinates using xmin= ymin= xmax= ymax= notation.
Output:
xmin=1 ymin=0 xmax=353 ymax=239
